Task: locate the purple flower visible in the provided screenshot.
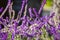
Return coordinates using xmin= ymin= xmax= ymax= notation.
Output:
xmin=0 ymin=32 xmax=8 ymax=40
xmin=2 ymin=0 xmax=60 ymax=40
xmin=0 ymin=7 xmax=3 ymax=13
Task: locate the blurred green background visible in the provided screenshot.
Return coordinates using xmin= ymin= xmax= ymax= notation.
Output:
xmin=44 ymin=0 xmax=53 ymax=11
xmin=43 ymin=0 xmax=53 ymax=16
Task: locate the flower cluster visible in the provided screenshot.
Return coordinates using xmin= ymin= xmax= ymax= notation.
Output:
xmin=0 ymin=0 xmax=60 ymax=40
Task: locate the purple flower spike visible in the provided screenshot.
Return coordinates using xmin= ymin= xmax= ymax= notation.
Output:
xmin=0 ymin=7 xmax=3 ymax=13
xmin=0 ymin=32 xmax=8 ymax=40
xmin=0 ymin=0 xmax=11 ymax=18
xmin=38 ymin=0 xmax=46 ymax=14
xmin=28 ymin=8 xmax=34 ymax=18
xmin=33 ymin=8 xmax=39 ymax=18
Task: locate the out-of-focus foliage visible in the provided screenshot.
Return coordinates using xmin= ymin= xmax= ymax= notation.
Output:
xmin=46 ymin=0 xmax=52 ymax=7
xmin=44 ymin=0 xmax=53 ymax=10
